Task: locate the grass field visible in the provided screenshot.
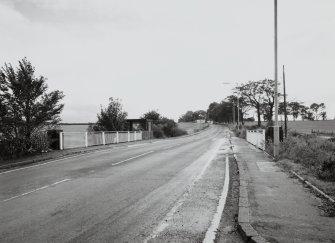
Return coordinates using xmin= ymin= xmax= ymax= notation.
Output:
xmin=178 ymin=122 xmax=208 ymax=134
xmin=244 ymin=120 xmax=335 ymax=134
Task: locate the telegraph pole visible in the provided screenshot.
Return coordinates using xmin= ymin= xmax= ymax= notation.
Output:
xmin=273 ymin=0 xmax=280 ymax=159
xmin=237 ymin=97 xmax=239 ymax=130
xmin=283 ymin=65 xmax=288 ymax=138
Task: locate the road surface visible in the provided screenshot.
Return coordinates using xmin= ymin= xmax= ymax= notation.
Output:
xmin=0 ymin=125 xmax=239 ymax=242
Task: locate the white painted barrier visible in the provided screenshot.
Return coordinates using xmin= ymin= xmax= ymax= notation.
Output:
xmin=59 ymin=131 xmax=143 ymax=150
xmin=246 ymin=129 xmax=265 ymax=150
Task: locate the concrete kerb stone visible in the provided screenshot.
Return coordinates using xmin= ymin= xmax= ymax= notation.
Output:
xmin=234 ymin=153 xmax=269 ymax=243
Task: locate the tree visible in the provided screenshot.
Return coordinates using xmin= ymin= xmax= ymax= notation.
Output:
xmin=0 ymin=58 xmax=64 ymax=154
xmin=178 ymin=111 xmax=194 ymax=122
xmin=92 ymin=97 xmax=128 ymax=131
xmin=279 ymin=102 xmax=291 ymax=118
xmin=226 ymin=95 xmax=251 ymax=125
xmin=237 ymin=79 xmax=279 ymax=126
xmin=178 ymin=110 xmax=207 ymax=122
xmin=300 ymin=105 xmax=314 ymax=121
xmin=288 ymin=102 xmax=303 ymax=121
xmin=236 ymin=80 xmax=263 ymax=127
xmin=310 ymin=103 xmax=326 ymax=120
xmin=141 ymin=110 xmax=161 ymax=123
xmin=300 ymin=105 xmax=309 ymax=121
xmin=142 ymin=110 xmax=186 ymax=138
xmin=193 ymin=110 xmax=207 ymax=120
xmin=207 ymin=101 xmax=233 ymax=123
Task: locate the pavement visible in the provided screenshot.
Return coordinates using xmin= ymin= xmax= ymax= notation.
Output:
xmin=232 ymin=136 xmax=335 ymax=243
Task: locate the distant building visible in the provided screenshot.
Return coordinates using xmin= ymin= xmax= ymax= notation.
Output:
xmin=196 ymin=119 xmax=206 ymax=124
xmin=126 ymin=119 xmax=152 ymax=131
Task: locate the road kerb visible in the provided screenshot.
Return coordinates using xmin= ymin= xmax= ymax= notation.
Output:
xmin=233 ymin=154 xmax=269 ymax=243
xmin=290 ymin=170 xmax=335 ymax=203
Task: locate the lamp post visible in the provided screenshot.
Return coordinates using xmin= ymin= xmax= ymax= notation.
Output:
xmin=222 ymin=82 xmax=240 ymax=130
xmin=273 ymin=0 xmax=280 ymax=159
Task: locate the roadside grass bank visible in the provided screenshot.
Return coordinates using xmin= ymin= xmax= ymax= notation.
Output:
xmin=266 ymin=134 xmax=335 ymax=182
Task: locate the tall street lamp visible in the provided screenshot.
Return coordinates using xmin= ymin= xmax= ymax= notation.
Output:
xmin=222 ymin=82 xmax=240 ymax=130
xmin=273 ymin=0 xmax=280 ymax=159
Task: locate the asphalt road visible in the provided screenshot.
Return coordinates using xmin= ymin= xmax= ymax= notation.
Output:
xmin=0 ymin=125 xmax=234 ymax=243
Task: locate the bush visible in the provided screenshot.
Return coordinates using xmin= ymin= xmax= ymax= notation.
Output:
xmin=279 ymin=134 xmax=335 ymax=181
xmin=0 ymin=131 xmax=49 ymax=160
xmin=153 ymin=124 xmax=164 ymax=138
xmin=171 ymin=127 xmax=187 ymax=137
xmin=151 ymin=117 xmax=187 ymax=138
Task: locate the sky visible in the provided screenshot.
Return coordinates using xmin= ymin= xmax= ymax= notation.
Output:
xmin=0 ymin=0 xmax=334 ymax=122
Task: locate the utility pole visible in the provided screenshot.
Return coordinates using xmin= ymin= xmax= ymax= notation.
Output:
xmin=232 ymin=104 xmax=235 ymax=125
xmin=283 ymin=65 xmax=288 ymax=138
xmin=273 ymin=0 xmax=280 ymax=159
xmin=237 ymin=97 xmax=240 ymax=130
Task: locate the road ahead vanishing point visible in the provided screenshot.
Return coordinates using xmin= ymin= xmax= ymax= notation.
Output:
xmin=0 ymin=125 xmax=237 ymax=243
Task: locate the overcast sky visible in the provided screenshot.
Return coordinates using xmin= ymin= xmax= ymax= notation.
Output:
xmin=1 ymin=0 xmax=334 ymax=122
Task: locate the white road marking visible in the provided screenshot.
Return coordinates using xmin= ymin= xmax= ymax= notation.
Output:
xmin=1 ymin=179 xmax=70 ymax=203
xmin=203 ymin=156 xmax=230 ymax=243
xmin=0 ymin=145 xmax=154 ymax=175
xmin=143 ymin=139 xmax=224 ymax=243
xmin=127 ymin=144 xmax=147 ymax=148
xmin=111 ymin=151 xmax=155 ymax=166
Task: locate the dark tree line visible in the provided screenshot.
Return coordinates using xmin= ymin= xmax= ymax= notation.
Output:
xmin=279 ymin=102 xmax=326 ymax=121
xmin=206 ymin=79 xmax=327 ymax=126
xmin=178 ymin=110 xmax=207 ymax=122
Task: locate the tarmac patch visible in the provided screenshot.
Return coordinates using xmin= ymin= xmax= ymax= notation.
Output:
xmin=256 ymin=162 xmax=281 ymax=172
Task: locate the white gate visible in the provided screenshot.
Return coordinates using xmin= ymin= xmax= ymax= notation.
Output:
xmin=246 ymin=129 xmax=265 ymax=150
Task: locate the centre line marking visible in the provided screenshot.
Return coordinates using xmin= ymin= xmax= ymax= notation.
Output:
xmin=1 ymin=178 xmax=70 ymax=203
xmin=111 ymin=151 xmax=155 ymax=166
xmin=203 ymin=156 xmax=230 ymax=243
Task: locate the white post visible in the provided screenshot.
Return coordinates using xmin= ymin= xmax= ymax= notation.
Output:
xmin=85 ymin=132 xmax=88 ymax=147
xmin=140 ymin=131 xmax=142 ymax=141
xmin=134 ymin=131 xmax=137 ymax=141
xmin=59 ymin=132 xmax=63 ymax=150
xmin=128 ymin=131 xmax=130 ymax=142
xmin=102 ymin=132 xmax=106 ymax=145
xmin=116 ymin=132 xmax=119 ymax=143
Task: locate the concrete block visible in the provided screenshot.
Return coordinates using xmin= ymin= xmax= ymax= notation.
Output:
xmin=251 ymin=235 xmax=269 ymax=243
xmin=240 ymin=180 xmax=248 ymax=187
xmin=239 ymin=223 xmax=258 ymax=237
xmin=239 ymin=186 xmax=248 ymax=198
xmin=238 ymin=206 xmax=249 ymax=223
xmin=239 ymin=197 xmax=249 ymax=207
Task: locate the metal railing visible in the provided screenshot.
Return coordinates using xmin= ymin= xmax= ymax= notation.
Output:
xmin=59 ymin=131 xmax=143 ymax=150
